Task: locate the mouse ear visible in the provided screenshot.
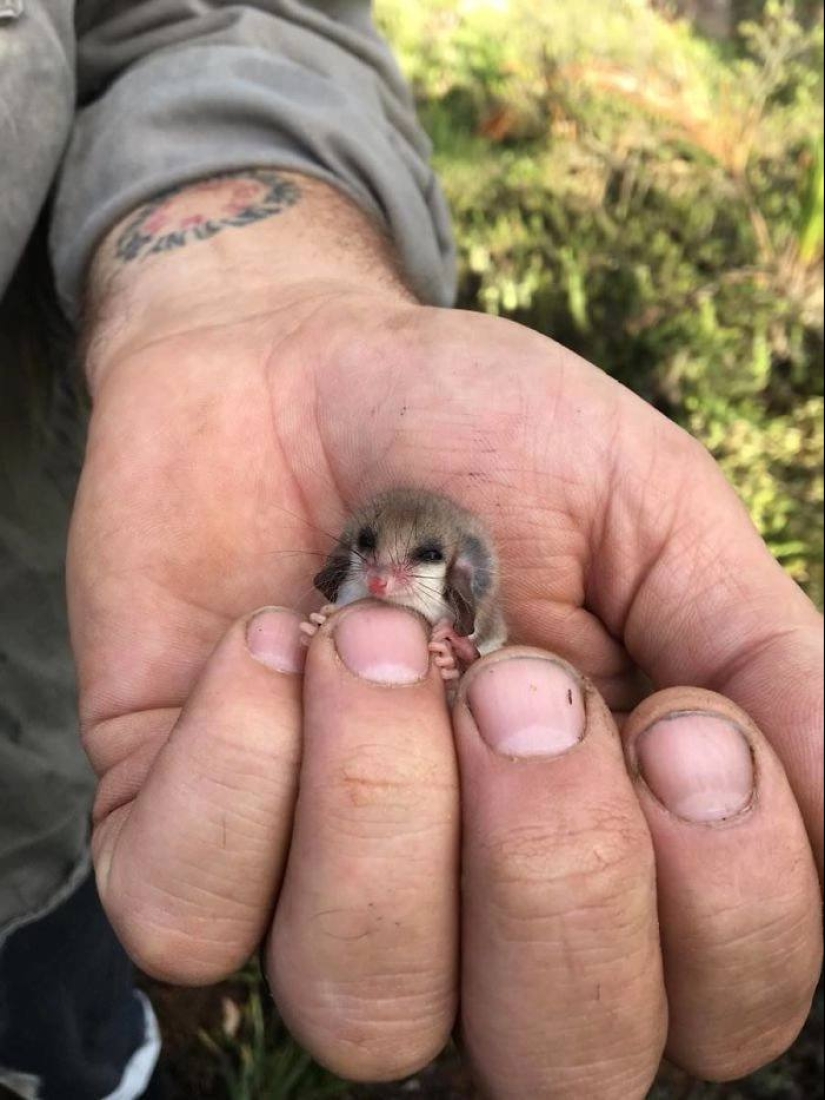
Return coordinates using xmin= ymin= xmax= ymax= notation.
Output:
xmin=445 ymin=534 xmax=493 ymax=637
xmin=313 ymin=546 xmax=351 ymax=603
xmin=444 ymin=568 xmax=476 ymax=636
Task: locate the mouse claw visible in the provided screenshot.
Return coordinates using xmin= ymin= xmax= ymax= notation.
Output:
xmin=300 ymin=603 xmax=341 ymax=645
xmin=301 ymin=604 xmax=339 ymax=641
xmin=429 ymin=620 xmax=481 ymax=668
xmin=430 ymin=633 xmax=459 ymax=680
xmin=429 ymin=620 xmax=480 ymax=683
xmin=309 ymin=604 xmax=338 ymax=625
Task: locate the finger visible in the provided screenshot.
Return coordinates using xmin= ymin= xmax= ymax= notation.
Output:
xmin=266 ymin=602 xmax=459 ymax=1081
xmin=623 ymin=688 xmax=823 ymax=1080
xmin=454 ymin=647 xmax=667 ymax=1100
xmin=92 ymin=607 xmax=306 ymax=983
xmin=587 ymin=409 xmax=824 ymax=877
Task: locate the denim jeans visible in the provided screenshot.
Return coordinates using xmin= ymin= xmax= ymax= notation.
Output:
xmin=0 ymin=872 xmax=161 ymax=1100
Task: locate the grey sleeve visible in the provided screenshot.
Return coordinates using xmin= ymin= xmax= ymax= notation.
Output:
xmin=50 ymin=0 xmax=455 ymax=319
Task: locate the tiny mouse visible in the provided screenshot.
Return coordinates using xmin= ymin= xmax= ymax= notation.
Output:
xmin=300 ymin=488 xmax=507 ymax=680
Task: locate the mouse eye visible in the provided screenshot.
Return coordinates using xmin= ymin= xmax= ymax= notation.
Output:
xmin=356 ymin=526 xmax=377 ymax=553
xmin=413 ymin=543 xmax=444 ymax=564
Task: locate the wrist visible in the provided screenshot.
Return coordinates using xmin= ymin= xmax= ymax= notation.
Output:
xmin=83 ymin=170 xmax=415 ymax=390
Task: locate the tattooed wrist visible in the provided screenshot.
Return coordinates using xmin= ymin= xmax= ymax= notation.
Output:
xmin=84 ymin=169 xmax=414 ymax=380
xmin=113 ymin=169 xmax=301 ymax=265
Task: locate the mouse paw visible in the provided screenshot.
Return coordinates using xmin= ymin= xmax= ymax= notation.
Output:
xmin=299 ymin=604 xmax=338 ymax=646
xmin=429 ymin=619 xmax=480 ymax=681
xmin=428 ymin=638 xmax=461 ymax=682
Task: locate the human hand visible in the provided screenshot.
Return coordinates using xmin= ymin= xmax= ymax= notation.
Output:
xmin=70 ymin=174 xmax=822 ymax=1097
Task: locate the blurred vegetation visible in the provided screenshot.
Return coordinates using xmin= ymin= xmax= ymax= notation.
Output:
xmin=378 ymin=0 xmax=824 ymax=606
xmin=198 ymin=967 xmax=346 ymax=1100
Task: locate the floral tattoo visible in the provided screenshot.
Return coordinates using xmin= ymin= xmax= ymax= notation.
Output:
xmin=114 ymin=170 xmax=300 ymax=263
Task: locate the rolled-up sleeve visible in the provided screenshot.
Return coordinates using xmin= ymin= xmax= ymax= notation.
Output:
xmin=50 ymin=0 xmax=455 ymax=318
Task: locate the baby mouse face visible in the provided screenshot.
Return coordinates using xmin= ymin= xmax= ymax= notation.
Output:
xmin=313 ymin=489 xmax=499 ymax=637
xmin=336 ymin=520 xmax=451 ymax=625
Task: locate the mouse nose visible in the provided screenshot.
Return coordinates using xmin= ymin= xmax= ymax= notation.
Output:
xmin=368 ymin=574 xmax=388 ymax=596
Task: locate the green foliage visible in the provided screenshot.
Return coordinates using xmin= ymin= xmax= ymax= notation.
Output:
xmin=378 ymin=0 xmax=825 ymax=606
xmin=797 ymin=135 xmax=824 ymax=262
xmin=199 ymin=966 xmax=346 ymax=1100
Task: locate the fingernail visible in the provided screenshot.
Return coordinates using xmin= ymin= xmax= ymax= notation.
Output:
xmin=334 ymin=604 xmax=430 ymax=685
xmin=246 ymin=608 xmax=306 ymax=674
xmin=635 ymin=712 xmax=754 ymax=822
xmin=467 ymin=657 xmax=585 ymax=757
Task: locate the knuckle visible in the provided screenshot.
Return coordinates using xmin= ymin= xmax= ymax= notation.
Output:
xmin=320 ymin=739 xmax=457 ymax=834
xmin=338 ymin=739 xmax=438 ymax=793
xmin=479 ymin=809 xmax=653 ymax=928
xmin=339 ymin=743 xmax=422 ymax=807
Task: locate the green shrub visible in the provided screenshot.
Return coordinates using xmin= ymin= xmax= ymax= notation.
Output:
xmin=378 ymin=0 xmax=824 ymax=605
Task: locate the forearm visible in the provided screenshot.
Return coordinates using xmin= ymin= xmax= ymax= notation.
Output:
xmin=84 ymin=170 xmax=415 ymax=393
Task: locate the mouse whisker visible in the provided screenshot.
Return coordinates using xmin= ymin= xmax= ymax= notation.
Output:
xmin=258 ymin=549 xmax=327 ymax=560
xmin=412 ymin=581 xmax=451 ymax=601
